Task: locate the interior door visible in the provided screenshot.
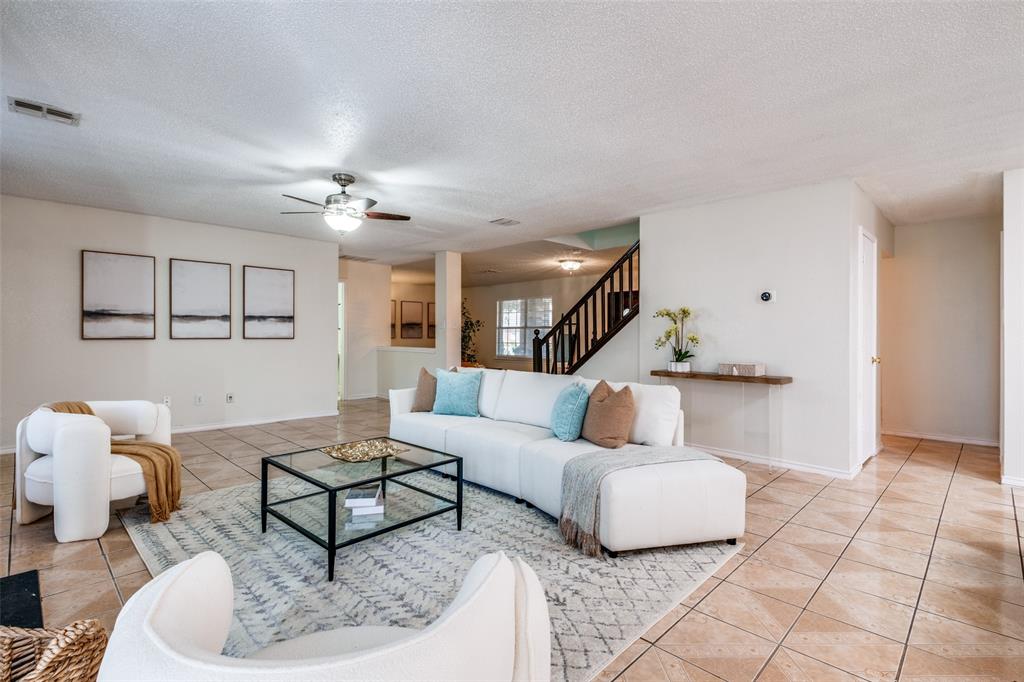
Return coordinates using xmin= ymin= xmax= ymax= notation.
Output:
xmin=858 ymin=231 xmax=879 ymax=465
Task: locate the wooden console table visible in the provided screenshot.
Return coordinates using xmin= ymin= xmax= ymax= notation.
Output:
xmin=650 ymin=370 xmax=792 ymax=385
xmin=651 ymin=369 xmax=793 ymax=468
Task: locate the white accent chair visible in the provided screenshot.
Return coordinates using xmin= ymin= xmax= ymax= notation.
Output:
xmin=99 ymin=551 xmax=551 ymax=682
xmin=15 ymin=400 xmax=171 ymax=542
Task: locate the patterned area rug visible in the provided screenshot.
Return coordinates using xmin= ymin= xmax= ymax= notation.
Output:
xmin=121 ymin=470 xmax=737 ymax=682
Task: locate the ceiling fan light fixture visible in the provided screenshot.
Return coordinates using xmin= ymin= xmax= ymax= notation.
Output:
xmin=324 ymin=212 xmax=362 ymax=232
xmin=559 ymin=258 xmax=583 ymax=272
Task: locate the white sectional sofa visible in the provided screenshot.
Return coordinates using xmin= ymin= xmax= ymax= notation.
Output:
xmin=390 ymin=369 xmax=745 ymax=554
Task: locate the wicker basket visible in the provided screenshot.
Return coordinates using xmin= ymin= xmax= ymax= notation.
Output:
xmin=0 ymin=620 xmax=108 ymax=682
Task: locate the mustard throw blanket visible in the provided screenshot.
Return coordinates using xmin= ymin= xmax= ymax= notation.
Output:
xmin=48 ymin=401 xmax=182 ymax=523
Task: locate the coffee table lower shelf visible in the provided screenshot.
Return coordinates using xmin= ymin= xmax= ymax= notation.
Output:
xmin=260 ymin=441 xmax=463 ymax=581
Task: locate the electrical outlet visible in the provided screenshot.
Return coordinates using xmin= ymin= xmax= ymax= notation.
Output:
xmin=193 ymin=394 xmax=205 ymax=406
xmin=162 ymin=396 xmax=172 ymax=408
xmin=225 ymin=393 xmax=234 ymax=404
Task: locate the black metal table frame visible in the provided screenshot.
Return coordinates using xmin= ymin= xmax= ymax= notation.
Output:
xmin=260 ymin=439 xmax=463 ymax=581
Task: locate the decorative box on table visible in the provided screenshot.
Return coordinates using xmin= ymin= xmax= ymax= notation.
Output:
xmin=718 ymin=362 xmax=766 ymax=377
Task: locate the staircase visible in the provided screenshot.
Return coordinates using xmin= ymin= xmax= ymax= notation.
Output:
xmin=532 ymin=239 xmax=639 ymax=374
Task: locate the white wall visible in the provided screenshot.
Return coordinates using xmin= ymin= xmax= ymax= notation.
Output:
xmin=879 ymin=217 xmax=1001 ymax=445
xmin=1 ymin=196 xmax=339 ymax=448
xmin=635 ymin=180 xmax=859 ymax=475
xmin=1002 ymin=169 xmax=1024 ymax=486
xmin=339 ymin=259 xmax=391 ymax=399
xmin=577 ymin=317 xmax=640 ymax=382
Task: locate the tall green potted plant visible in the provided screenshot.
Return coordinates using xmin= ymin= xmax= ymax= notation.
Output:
xmin=461 ymin=300 xmax=484 ymax=365
xmin=654 ymin=306 xmax=700 ymax=372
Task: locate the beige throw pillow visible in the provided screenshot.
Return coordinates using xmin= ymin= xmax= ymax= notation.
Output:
xmin=411 ymin=367 xmax=437 ymax=412
xmin=581 ymin=380 xmax=635 ymax=448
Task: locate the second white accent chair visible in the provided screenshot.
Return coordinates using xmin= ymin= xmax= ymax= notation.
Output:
xmin=14 ymin=400 xmax=171 ymax=542
xmin=99 ymin=551 xmax=551 ymax=682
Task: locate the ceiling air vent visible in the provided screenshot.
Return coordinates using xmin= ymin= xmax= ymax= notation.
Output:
xmin=339 ymin=254 xmax=376 ymax=262
xmin=489 ymin=217 xmax=520 ymax=226
xmin=7 ymin=97 xmax=81 ymax=126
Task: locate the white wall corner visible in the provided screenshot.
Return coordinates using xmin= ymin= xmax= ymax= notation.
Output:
xmin=435 ymin=251 xmax=462 ymax=369
xmin=1002 ymin=169 xmax=1024 ymax=483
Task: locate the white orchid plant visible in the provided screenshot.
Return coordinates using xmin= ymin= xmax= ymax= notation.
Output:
xmin=653 ymin=307 xmax=700 ymax=363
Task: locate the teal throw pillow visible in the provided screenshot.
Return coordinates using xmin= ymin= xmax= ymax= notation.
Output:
xmin=433 ymin=369 xmax=482 ymax=417
xmin=551 ymin=382 xmax=589 ymax=441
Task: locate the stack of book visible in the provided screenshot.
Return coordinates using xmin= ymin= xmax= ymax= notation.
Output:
xmin=344 ymin=483 xmax=384 ymax=530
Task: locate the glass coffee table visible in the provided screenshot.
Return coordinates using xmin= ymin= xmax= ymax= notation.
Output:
xmin=260 ymin=437 xmax=463 ymax=581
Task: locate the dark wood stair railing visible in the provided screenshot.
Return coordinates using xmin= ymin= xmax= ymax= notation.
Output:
xmin=532 ymin=239 xmax=639 ymax=375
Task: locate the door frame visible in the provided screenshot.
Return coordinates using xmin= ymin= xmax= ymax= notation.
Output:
xmin=857 ymin=228 xmax=880 ymax=466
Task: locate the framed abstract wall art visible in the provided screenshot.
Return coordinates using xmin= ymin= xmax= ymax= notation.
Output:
xmin=243 ymin=265 xmax=295 ymax=339
xmin=81 ymin=250 xmax=156 ymax=339
xmin=170 ymin=258 xmax=231 ymax=339
xmin=400 ymin=300 xmax=423 ymax=339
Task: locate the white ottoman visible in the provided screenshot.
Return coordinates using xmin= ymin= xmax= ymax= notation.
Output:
xmin=518 ymin=438 xmax=747 ymax=553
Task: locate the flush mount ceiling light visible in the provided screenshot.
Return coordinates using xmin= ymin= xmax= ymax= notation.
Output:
xmin=559 ymin=259 xmax=583 ymax=272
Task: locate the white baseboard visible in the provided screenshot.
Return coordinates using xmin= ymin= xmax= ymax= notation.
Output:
xmin=686 ymin=442 xmax=862 ymax=480
xmin=171 ymin=410 xmax=340 ymax=435
xmin=344 ymin=392 xmax=383 ymax=400
xmin=1001 ymin=475 xmax=1024 ymax=488
xmin=882 ymin=429 xmax=999 ymax=448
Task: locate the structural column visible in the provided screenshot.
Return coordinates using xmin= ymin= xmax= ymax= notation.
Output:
xmin=1002 ymin=169 xmax=1024 ymax=486
xmin=434 ymin=251 xmax=462 ymax=370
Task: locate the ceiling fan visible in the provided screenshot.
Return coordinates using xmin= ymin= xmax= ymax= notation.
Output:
xmin=281 ymin=173 xmax=410 ymax=232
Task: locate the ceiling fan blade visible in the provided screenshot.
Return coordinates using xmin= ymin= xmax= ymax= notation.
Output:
xmin=282 ymin=194 xmax=325 ymax=208
xmin=364 ymin=211 xmax=411 ymax=221
xmin=348 ymin=197 xmax=377 ymax=211
xmin=280 ymin=211 xmax=323 ymax=214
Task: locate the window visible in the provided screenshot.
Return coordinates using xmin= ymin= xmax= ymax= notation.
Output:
xmin=496 ymin=297 xmax=553 ymax=357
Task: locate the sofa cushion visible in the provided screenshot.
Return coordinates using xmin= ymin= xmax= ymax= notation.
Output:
xmin=493 ymin=371 xmax=578 ymax=429
xmin=581 ymin=381 xmax=634 ymax=449
xmin=580 ymin=379 xmax=680 ymax=447
xmin=411 ymin=368 xmax=437 ymax=412
xmin=455 ymin=368 xmax=506 ymax=418
xmin=517 ymin=438 xmax=605 ymax=518
xmin=24 ymin=453 xmax=146 ymax=506
xmin=550 ymin=383 xmax=589 ymax=442
xmin=433 ymin=369 xmax=482 ymax=417
xmin=390 ymin=413 xmax=485 ymax=453
xmin=444 ymin=421 xmax=552 ymax=497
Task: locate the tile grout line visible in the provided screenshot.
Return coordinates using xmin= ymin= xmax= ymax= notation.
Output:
xmin=611 ymin=467 xmax=767 ymax=679
xmin=745 ymin=442 xmax=926 ymax=681
xmin=635 ymin=448 xmax=917 ymax=681
xmin=1014 ymin=487 xmax=1024 ymax=582
xmin=893 ymin=443 xmax=963 ymax=680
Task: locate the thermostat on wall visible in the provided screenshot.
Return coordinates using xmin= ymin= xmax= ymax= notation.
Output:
xmin=759 ymin=290 xmax=776 ymax=303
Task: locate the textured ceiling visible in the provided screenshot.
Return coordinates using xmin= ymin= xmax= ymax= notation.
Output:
xmin=2 ymin=1 xmax=1022 ymax=263
xmin=392 ymin=241 xmax=629 ymax=287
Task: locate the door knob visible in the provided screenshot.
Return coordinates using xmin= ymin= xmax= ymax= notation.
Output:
xmin=871 ymin=356 xmax=881 ymax=365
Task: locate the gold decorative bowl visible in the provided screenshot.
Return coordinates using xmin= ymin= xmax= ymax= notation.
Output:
xmin=321 ymin=439 xmax=407 ymax=463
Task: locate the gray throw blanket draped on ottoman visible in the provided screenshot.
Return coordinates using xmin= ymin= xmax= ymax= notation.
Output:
xmin=559 ymin=445 xmax=721 ymax=556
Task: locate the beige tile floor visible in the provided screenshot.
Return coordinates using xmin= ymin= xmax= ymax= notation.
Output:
xmin=2 ymin=404 xmax=1022 ymax=681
